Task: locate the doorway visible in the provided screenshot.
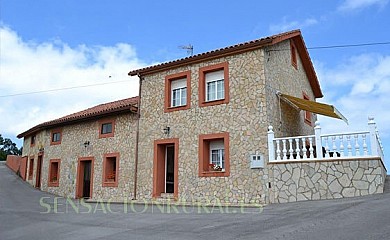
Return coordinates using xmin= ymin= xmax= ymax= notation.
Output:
xmin=153 ymin=139 xmax=179 ymax=198
xmin=76 ymin=157 xmax=94 ymax=199
xmin=35 ymin=155 xmax=43 ymax=189
xmin=165 ymin=145 xmax=174 ymax=193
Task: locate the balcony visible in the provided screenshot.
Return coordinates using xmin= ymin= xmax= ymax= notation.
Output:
xmin=267 ymin=117 xmax=384 ymax=163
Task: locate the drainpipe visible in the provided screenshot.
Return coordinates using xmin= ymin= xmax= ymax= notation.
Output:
xmin=132 ymin=74 xmax=143 ymax=200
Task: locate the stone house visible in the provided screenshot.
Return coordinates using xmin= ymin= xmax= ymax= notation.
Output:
xmin=17 ymin=97 xmax=138 ymax=200
xmin=17 ymin=29 xmax=386 ymax=205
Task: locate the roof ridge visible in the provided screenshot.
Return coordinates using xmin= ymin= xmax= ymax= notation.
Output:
xmin=128 ymin=29 xmax=301 ymax=76
xmin=17 ymin=96 xmax=139 ymax=138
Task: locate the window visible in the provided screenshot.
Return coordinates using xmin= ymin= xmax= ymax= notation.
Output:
xmin=303 ymin=92 xmax=312 ymax=125
xmin=199 ymin=62 xmax=229 ymax=107
xmin=101 ymin=123 xmax=112 ymax=134
xmin=102 ymin=153 xmax=119 ymax=187
xmin=291 ymin=40 xmax=297 ymax=69
xmin=28 ymin=158 xmax=34 ymax=180
xmin=199 ymin=132 xmax=230 ymax=177
xmin=171 ymin=79 xmax=187 ymax=107
xmin=48 ymin=159 xmax=60 ymax=187
xmin=206 ymin=70 xmax=224 ymax=101
xmin=164 ymin=70 xmax=191 ymax=112
xmin=30 ymin=135 xmax=36 ymax=147
xmin=99 ymin=119 xmax=115 ymax=138
xmin=50 ymin=128 xmax=62 ymax=145
xmin=210 ymin=140 xmax=225 ymax=170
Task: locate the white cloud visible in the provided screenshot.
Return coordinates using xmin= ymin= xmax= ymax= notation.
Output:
xmin=315 ymin=54 xmax=390 ymax=165
xmin=269 ymin=17 xmax=318 ymax=34
xmin=338 ymin=0 xmax=389 ymax=12
xmin=0 ymin=25 xmax=146 ymax=141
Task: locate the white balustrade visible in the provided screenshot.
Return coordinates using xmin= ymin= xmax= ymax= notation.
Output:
xmin=268 ymin=117 xmax=384 ymax=162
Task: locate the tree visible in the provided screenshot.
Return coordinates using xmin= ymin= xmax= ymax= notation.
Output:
xmin=0 ymin=134 xmax=22 ymax=161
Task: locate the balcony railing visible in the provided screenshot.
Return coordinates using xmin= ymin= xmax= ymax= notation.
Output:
xmin=268 ymin=117 xmax=384 ymax=162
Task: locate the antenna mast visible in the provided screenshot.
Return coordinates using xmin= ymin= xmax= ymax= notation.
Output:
xmin=179 ymin=44 xmax=193 ymax=56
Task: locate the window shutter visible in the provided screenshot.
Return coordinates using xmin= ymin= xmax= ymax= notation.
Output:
xmin=209 ymin=140 xmax=224 ymax=150
xmin=171 ymin=78 xmax=187 ymax=89
xmin=205 ymin=70 xmax=224 ymax=83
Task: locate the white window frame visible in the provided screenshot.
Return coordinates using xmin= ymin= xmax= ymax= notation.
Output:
xmin=171 ymin=78 xmax=187 ymax=107
xmin=209 ymin=140 xmax=225 ymax=170
xmin=205 ymin=70 xmax=224 ymax=102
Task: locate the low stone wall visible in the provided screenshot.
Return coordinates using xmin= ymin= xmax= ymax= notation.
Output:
xmin=269 ymin=158 xmax=386 ymax=203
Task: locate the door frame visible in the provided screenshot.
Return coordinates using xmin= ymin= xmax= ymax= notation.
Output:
xmin=35 ymin=154 xmax=43 ymax=189
xmin=153 ymin=138 xmax=179 ymax=199
xmin=75 ymin=157 xmax=95 ymax=199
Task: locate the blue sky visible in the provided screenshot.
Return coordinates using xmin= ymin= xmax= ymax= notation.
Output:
xmin=1 ymin=0 xmax=389 ymax=169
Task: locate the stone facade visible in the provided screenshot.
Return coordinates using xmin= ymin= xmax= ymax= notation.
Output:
xmin=269 ymin=159 xmax=386 ymax=203
xmin=264 ymin=40 xmax=317 ymax=138
xmin=18 ymin=31 xmax=386 ymax=206
xmin=136 ymin=39 xmax=316 ymax=205
xmin=23 ymin=113 xmax=137 ymax=201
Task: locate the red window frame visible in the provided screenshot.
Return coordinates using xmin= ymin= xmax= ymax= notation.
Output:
xmin=198 ymin=132 xmax=230 ymax=177
xmin=48 ymin=159 xmax=60 ymax=187
xmin=291 ymin=40 xmax=298 ymax=69
xmin=102 ymin=152 xmax=119 ymax=187
xmin=50 ymin=128 xmax=62 ymax=145
xmin=164 ymin=70 xmax=191 ymax=112
xmin=199 ymin=62 xmax=230 ymax=107
xmin=98 ymin=119 xmax=115 ymax=138
xmin=303 ymin=92 xmax=312 ymax=125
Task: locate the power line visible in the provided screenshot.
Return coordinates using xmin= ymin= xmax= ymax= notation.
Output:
xmin=0 ymin=80 xmax=130 ymax=98
xmin=1 ymin=41 xmax=389 ymax=98
xmin=267 ymin=41 xmax=390 ymax=52
xmin=308 ymin=41 xmax=390 ymax=50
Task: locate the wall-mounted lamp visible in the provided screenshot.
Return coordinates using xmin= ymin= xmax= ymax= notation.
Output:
xmin=163 ymin=126 xmax=170 ymax=136
xmin=83 ymin=141 xmax=90 ymax=148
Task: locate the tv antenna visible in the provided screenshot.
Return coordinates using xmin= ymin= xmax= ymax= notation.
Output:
xmin=179 ymin=44 xmax=193 ymax=56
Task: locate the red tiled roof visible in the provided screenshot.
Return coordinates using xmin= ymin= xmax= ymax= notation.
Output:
xmin=17 ymin=96 xmax=139 ymax=138
xmin=128 ymin=29 xmax=323 ymax=98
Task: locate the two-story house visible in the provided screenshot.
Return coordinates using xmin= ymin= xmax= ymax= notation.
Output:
xmin=16 ymin=29 xmax=386 ymax=205
xmin=128 ymin=29 xmax=326 ymax=204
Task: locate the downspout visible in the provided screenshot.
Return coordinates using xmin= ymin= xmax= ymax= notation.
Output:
xmin=132 ymin=73 xmax=143 ymax=200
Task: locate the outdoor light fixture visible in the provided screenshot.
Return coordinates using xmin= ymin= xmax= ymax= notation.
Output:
xmin=83 ymin=141 xmax=90 ymax=148
xmin=163 ymin=126 xmax=170 ymax=135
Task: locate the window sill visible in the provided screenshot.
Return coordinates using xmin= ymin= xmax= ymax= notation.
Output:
xmin=199 ymin=171 xmax=229 ymax=177
xmin=199 ymin=98 xmax=228 ymax=108
xmin=292 ymin=62 xmax=297 ymax=70
xmin=165 ymin=104 xmax=190 ymax=113
xmin=102 ymin=181 xmax=118 ymax=187
xmin=99 ymin=133 xmax=114 ymax=139
xmin=48 ymin=182 xmax=59 ymax=187
xmin=50 ymin=141 xmax=61 ymax=146
xmin=304 ymin=119 xmax=312 ymax=126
